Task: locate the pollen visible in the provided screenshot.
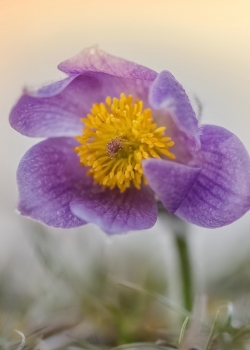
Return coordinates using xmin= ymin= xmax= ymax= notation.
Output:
xmin=75 ymin=93 xmax=175 ymax=193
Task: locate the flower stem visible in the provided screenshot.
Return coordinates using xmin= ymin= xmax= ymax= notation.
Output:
xmin=158 ymin=205 xmax=194 ymax=313
xmin=175 ymin=233 xmax=193 ymax=312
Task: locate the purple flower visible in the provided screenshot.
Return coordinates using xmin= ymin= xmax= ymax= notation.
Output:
xmin=9 ymin=47 xmax=250 ymax=234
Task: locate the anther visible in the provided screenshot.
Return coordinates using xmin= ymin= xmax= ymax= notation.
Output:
xmin=75 ymin=93 xmax=175 ymax=192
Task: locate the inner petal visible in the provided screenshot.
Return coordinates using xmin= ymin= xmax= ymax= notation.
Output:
xmin=75 ymin=93 xmax=175 ymax=192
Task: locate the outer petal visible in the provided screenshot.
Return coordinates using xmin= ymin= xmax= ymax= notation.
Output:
xmin=10 ymin=73 xmax=152 ymax=138
xmin=143 ymin=159 xmax=201 ymax=214
xmin=17 ymin=137 xmax=91 ymax=228
xmin=176 ymin=125 xmax=250 ymax=228
xmin=149 ymin=70 xmax=200 ymax=152
xmin=58 ymin=46 xmax=157 ymax=81
xmin=27 ymin=75 xmax=77 ymax=98
xmin=70 ymin=186 xmax=157 ymax=234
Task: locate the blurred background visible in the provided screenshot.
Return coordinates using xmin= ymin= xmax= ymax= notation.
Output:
xmin=1 ymin=1 xmax=250 ymax=348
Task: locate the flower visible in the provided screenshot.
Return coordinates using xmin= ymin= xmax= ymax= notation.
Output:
xmin=9 ymin=47 xmax=250 ymax=234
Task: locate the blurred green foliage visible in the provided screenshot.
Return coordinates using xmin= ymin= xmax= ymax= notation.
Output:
xmin=1 ymin=223 xmax=250 ymax=350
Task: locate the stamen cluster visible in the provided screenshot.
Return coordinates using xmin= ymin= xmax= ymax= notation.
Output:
xmin=75 ymin=93 xmax=175 ymax=192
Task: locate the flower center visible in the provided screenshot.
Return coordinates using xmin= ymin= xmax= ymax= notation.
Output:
xmin=75 ymin=93 xmax=175 ymax=192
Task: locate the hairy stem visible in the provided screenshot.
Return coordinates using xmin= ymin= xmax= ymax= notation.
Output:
xmin=175 ymin=233 xmax=193 ymax=312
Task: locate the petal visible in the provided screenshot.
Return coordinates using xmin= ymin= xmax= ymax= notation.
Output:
xmin=149 ymin=70 xmax=200 ymax=152
xmin=27 ymin=75 xmax=78 ymax=98
xmin=10 ymin=75 xmax=85 ymax=137
xmin=58 ymin=46 xmax=157 ymax=81
xmin=176 ymin=125 xmax=250 ymax=228
xmin=10 ymin=73 xmax=152 ymax=138
xmin=70 ymin=186 xmax=157 ymax=234
xmin=17 ymin=137 xmax=91 ymax=228
xmin=143 ymin=159 xmax=201 ymax=213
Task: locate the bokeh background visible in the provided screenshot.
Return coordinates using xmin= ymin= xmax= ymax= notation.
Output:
xmin=1 ymin=0 xmax=250 ymax=311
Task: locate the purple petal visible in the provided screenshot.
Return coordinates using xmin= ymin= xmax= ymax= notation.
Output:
xmin=10 ymin=73 xmax=152 ymax=138
xmin=143 ymin=159 xmax=201 ymax=213
xmin=17 ymin=137 xmax=91 ymax=228
xmin=176 ymin=125 xmax=250 ymax=228
xmin=70 ymin=186 xmax=157 ymax=234
xmin=27 ymin=75 xmax=78 ymax=98
xmin=149 ymin=70 xmax=200 ymax=152
xmin=58 ymin=46 xmax=157 ymax=80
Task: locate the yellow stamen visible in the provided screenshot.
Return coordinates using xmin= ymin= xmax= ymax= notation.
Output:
xmin=75 ymin=93 xmax=175 ymax=192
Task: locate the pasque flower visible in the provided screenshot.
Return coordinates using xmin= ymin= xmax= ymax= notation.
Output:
xmin=10 ymin=47 xmax=250 ymax=233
